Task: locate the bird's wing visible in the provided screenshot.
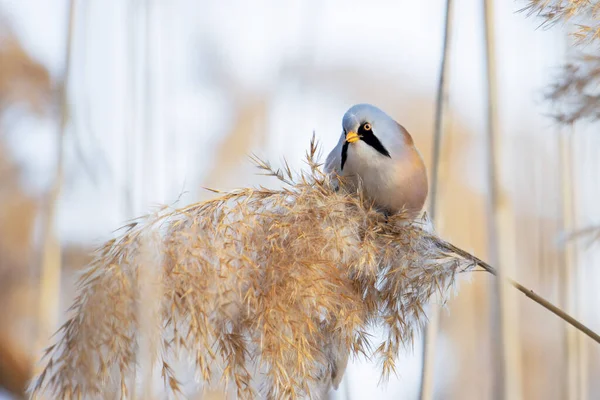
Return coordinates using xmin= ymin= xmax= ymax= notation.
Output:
xmin=395 ymin=121 xmax=415 ymax=146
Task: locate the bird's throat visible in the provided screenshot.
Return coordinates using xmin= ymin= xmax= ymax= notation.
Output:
xmin=340 ymin=137 xmax=390 ymax=171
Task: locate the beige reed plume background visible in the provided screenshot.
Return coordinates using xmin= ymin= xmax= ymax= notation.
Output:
xmin=524 ymin=0 xmax=600 ymax=124
xmin=28 ymin=136 xmax=600 ymax=399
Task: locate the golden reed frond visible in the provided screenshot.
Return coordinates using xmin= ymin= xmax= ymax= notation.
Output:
xmin=521 ymin=1 xmax=600 ymax=123
xmin=29 ymin=138 xmax=473 ymax=399
xmin=522 ymin=0 xmax=600 ymax=30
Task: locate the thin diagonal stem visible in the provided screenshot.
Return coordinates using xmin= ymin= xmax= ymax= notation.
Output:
xmin=434 ymin=237 xmax=600 ymax=345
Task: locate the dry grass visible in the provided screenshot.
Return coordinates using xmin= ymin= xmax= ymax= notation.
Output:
xmin=29 ymin=137 xmax=473 ymax=399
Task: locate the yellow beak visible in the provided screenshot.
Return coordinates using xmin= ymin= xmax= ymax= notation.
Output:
xmin=345 ymin=131 xmax=360 ymax=143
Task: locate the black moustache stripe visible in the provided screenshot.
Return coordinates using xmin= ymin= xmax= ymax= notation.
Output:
xmin=362 ymin=132 xmax=391 ymax=158
xmin=340 ymin=124 xmax=391 ymax=171
xmin=340 ymin=132 xmax=391 ymax=171
xmin=341 ymin=141 xmax=349 ymax=170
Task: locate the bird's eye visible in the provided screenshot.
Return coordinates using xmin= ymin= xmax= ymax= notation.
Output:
xmin=363 ymin=123 xmax=372 ymax=131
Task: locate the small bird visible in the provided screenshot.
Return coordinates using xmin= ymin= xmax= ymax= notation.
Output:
xmin=319 ymin=104 xmax=428 ymax=396
xmin=325 ymin=103 xmax=428 ymax=218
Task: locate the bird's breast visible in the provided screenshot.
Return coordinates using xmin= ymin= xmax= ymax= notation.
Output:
xmin=341 ymin=143 xmax=428 ymax=216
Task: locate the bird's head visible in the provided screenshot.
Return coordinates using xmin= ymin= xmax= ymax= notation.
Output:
xmin=341 ymin=103 xmax=410 ymax=161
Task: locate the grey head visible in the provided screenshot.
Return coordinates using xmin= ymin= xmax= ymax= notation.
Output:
xmin=339 ymin=103 xmax=410 ymax=170
xmin=341 ymin=103 xmax=397 ymax=135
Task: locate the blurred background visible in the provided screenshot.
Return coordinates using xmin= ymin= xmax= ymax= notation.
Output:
xmin=1 ymin=0 xmax=599 ymax=399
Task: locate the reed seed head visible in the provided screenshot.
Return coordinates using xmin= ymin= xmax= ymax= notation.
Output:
xmin=29 ymin=137 xmax=472 ymax=399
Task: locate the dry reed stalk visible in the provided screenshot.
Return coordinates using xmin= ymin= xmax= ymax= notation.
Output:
xmin=29 ymin=137 xmax=600 ymax=399
xmin=419 ymin=0 xmax=454 ymax=398
xmin=558 ymin=128 xmax=580 ymax=400
xmin=482 ymin=1 xmax=522 ymax=399
xmin=36 ymin=0 xmax=76 ymax=357
xmin=133 ymin=3 xmax=165 ymax=398
xmin=437 ymin=241 xmax=600 ymax=344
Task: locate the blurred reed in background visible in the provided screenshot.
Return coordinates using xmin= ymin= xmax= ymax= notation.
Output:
xmin=0 ymin=21 xmax=50 ymax=399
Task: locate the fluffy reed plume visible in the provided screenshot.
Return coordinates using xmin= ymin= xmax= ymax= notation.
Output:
xmin=523 ymin=1 xmax=600 ymax=123
xmin=30 ymin=138 xmax=473 ymax=399
xmin=546 ymin=54 xmax=600 ymax=123
xmin=523 ymin=0 xmax=600 ymax=43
